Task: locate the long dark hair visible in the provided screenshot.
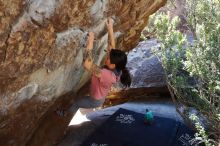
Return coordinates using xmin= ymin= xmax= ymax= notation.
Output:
xmin=110 ymin=49 xmax=131 ymax=87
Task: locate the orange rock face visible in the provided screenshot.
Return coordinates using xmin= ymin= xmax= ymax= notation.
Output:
xmin=0 ymin=0 xmax=167 ymax=145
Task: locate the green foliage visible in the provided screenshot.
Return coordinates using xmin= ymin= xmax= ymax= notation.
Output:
xmin=145 ymin=0 xmax=220 ymax=144
xmin=184 ymin=0 xmax=220 ymax=112
xmin=190 ymin=114 xmax=215 ymax=146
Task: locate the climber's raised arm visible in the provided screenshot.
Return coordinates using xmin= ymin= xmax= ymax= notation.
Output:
xmin=106 ymin=18 xmax=115 ymax=51
xmin=83 ymin=32 xmax=101 ymax=78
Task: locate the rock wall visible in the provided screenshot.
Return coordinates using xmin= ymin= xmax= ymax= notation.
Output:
xmin=0 ymin=0 xmax=167 ymax=145
xmin=127 ymin=39 xmax=166 ymax=88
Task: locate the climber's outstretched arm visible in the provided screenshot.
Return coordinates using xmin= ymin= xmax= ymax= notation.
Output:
xmin=106 ymin=18 xmax=115 ymax=51
xmin=83 ymin=32 xmax=101 ymax=78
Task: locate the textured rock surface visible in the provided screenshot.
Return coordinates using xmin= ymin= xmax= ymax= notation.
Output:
xmin=127 ymin=39 xmax=166 ymax=88
xmin=0 ymin=0 xmax=166 ymax=145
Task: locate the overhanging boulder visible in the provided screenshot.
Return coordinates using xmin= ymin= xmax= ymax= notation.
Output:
xmin=0 ymin=0 xmax=167 ymax=145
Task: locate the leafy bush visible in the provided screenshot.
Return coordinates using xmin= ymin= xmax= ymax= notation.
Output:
xmin=144 ymin=0 xmax=220 ymax=145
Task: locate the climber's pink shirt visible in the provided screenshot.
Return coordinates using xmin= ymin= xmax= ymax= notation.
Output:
xmin=90 ymin=68 xmax=118 ymax=100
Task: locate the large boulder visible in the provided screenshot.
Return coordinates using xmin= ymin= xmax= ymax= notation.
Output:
xmin=127 ymin=39 xmax=166 ymax=88
xmin=0 ymin=0 xmax=167 ymax=145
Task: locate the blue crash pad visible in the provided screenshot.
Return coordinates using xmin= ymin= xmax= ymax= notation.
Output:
xmin=81 ymin=108 xmax=198 ymax=146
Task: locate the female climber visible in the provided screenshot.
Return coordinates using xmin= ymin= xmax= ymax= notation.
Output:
xmin=56 ymin=18 xmax=131 ymax=116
